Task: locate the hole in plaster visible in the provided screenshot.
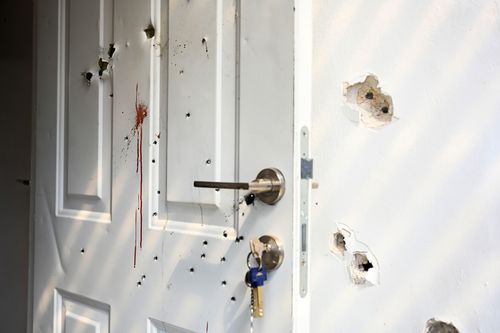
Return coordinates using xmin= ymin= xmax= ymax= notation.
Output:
xmin=153 ymin=140 xmax=157 ymax=145
xmin=424 ymin=319 xmax=460 ymax=333
xmin=343 ymin=74 xmax=395 ymax=129
xmin=220 ymin=257 xmax=226 ymax=262
xmin=144 ymin=23 xmax=155 ymax=39
xmin=330 ymin=224 xmax=379 ymax=286
xmin=203 ymin=240 xmax=208 ymax=246
xmin=137 ymin=281 xmax=142 ymax=287
xmin=153 ymin=256 xmax=159 ymax=261
xmin=223 ymin=231 xmax=228 ymax=238
xmin=157 ymin=190 xmax=160 ymax=194
xmin=185 ymin=112 xmax=191 ymax=118
xmin=152 ymin=159 xmax=156 ymax=163
xmin=189 ymin=267 xmax=195 ymax=273
xmin=200 ymin=253 xmax=206 ymax=259
xmin=332 ymin=232 xmax=347 ymax=256
xmin=221 ymin=281 xmax=227 ymax=286
xmin=141 ymin=274 xmax=146 ymax=280
xmin=206 ymin=159 xmax=212 ymax=165
xmin=80 ymin=248 xmax=85 ymax=254
xmin=230 ymin=296 xmax=236 ymax=302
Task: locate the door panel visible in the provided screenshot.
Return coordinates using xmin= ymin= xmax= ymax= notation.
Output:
xmin=56 ymin=0 xmax=113 ymax=222
xmin=34 ymin=0 xmax=295 ymax=332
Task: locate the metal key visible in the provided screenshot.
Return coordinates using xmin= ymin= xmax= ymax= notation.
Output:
xmin=245 ymin=267 xmax=267 ymax=317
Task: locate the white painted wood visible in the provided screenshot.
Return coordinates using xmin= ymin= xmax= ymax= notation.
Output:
xmin=310 ymin=0 xmax=500 ymax=332
xmin=34 ymin=1 xmax=296 ymax=333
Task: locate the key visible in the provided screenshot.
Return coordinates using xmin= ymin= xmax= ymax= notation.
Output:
xmin=245 ymin=267 xmax=267 ymax=317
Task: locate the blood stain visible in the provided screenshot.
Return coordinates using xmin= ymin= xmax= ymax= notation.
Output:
xmin=132 ymin=84 xmax=148 ymax=265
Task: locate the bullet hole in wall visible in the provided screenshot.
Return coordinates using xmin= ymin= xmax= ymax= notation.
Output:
xmin=330 ymin=224 xmax=379 ymax=286
xmin=343 ymin=74 xmax=395 ymax=129
xmin=424 ymin=319 xmax=460 ymax=333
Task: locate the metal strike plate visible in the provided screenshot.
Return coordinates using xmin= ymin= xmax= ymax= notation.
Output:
xmin=258 ymin=235 xmax=284 ymax=272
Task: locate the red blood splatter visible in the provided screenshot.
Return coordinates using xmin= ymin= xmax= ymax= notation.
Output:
xmin=133 ymin=84 xmax=148 ymax=264
xmin=134 ymin=208 xmax=137 ymax=268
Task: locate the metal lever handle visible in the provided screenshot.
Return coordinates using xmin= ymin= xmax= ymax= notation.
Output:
xmin=193 ymin=168 xmax=285 ymax=205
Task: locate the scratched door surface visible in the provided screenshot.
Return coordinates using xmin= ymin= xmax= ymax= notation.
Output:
xmin=33 ymin=0 xmax=295 ymax=332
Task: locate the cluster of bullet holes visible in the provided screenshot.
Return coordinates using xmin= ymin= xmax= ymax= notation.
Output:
xmin=137 ymin=274 xmax=146 ymax=287
xmin=81 ymin=43 xmax=116 ymax=86
xmin=343 ymin=74 xmax=395 ymax=129
xmin=330 ymin=224 xmax=379 ymax=286
xmin=424 ymin=319 xmax=460 ymax=333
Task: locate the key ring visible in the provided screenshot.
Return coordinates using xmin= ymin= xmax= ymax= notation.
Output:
xmin=246 ymin=251 xmax=262 ymax=270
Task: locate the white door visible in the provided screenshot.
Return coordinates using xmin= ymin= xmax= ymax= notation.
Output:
xmin=33 ymin=0 xmax=300 ymax=332
xmin=310 ymin=1 xmax=500 ymax=332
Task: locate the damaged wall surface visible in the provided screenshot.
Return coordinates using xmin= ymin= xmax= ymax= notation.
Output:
xmin=311 ymin=0 xmax=500 ymax=332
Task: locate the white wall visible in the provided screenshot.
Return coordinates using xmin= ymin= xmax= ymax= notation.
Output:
xmin=0 ymin=1 xmax=33 ymax=332
xmin=311 ymin=0 xmax=500 ymax=332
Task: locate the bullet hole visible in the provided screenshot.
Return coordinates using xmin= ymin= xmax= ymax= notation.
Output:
xmin=153 ymin=140 xmax=157 ymax=145
xmin=230 ymin=296 xmax=236 ymax=302
xmin=179 ymin=69 xmax=184 ymax=75
xmin=223 ymin=231 xmax=228 ymax=238
xmin=137 ymin=281 xmax=142 ymax=287
xmin=239 ymin=236 xmax=245 ymax=241
xmin=157 ymin=190 xmax=161 ymax=194
xmin=221 ymin=280 xmax=227 ymax=286
xmin=330 ymin=224 xmax=379 ymax=286
xmin=185 ymin=112 xmax=191 ymax=118
xmin=98 ymin=58 xmax=109 ymax=77
xmin=201 ymin=37 xmax=209 ymax=57
xmin=343 ymin=74 xmax=395 ymax=128
xmin=350 ymin=252 xmax=374 ymax=285
xmin=108 ymin=43 xmax=116 ymax=58
xmin=220 ymin=257 xmax=226 ymax=262
xmin=206 ymin=159 xmax=211 ymax=165
xmin=152 ymin=159 xmax=156 ymax=163
xmin=200 ymin=253 xmax=206 ymax=259
xmin=153 ymin=256 xmax=159 ymax=261
xmin=241 ymin=212 xmax=245 ymax=217
xmin=189 ymin=267 xmax=195 ymax=273
xmin=109 ymin=94 xmax=114 ymax=98
xmin=235 ymin=238 xmax=240 ymax=243
xmin=203 ymin=240 xmax=208 ymax=246
xmin=141 ymin=274 xmax=146 ymax=280
xmin=144 ymin=23 xmax=155 ymax=39
xmin=124 ymin=136 xmax=129 ymax=141
xmin=82 ymin=72 xmax=93 ymax=85
xmin=80 ymin=248 xmax=85 ymax=254
xmin=152 ymin=212 xmax=157 ymax=216
xmin=333 ymin=232 xmax=347 ymax=256
xmin=424 ymin=319 xmax=460 ymax=333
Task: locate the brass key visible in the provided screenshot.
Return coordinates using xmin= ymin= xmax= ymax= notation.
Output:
xmin=246 ymin=267 xmax=267 ymax=318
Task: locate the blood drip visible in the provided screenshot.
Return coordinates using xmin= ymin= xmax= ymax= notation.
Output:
xmin=133 ymin=84 xmax=148 ymax=266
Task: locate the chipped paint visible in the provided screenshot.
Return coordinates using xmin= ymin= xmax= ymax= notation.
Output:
xmin=423 ymin=319 xmax=460 ymax=333
xmin=330 ymin=224 xmax=379 ymax=286
xmin=343 ymin=74 xmax=395 ymax=128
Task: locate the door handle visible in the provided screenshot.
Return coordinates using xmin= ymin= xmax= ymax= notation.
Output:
xmin=193 ymin=168 xmax=285 ymax=205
